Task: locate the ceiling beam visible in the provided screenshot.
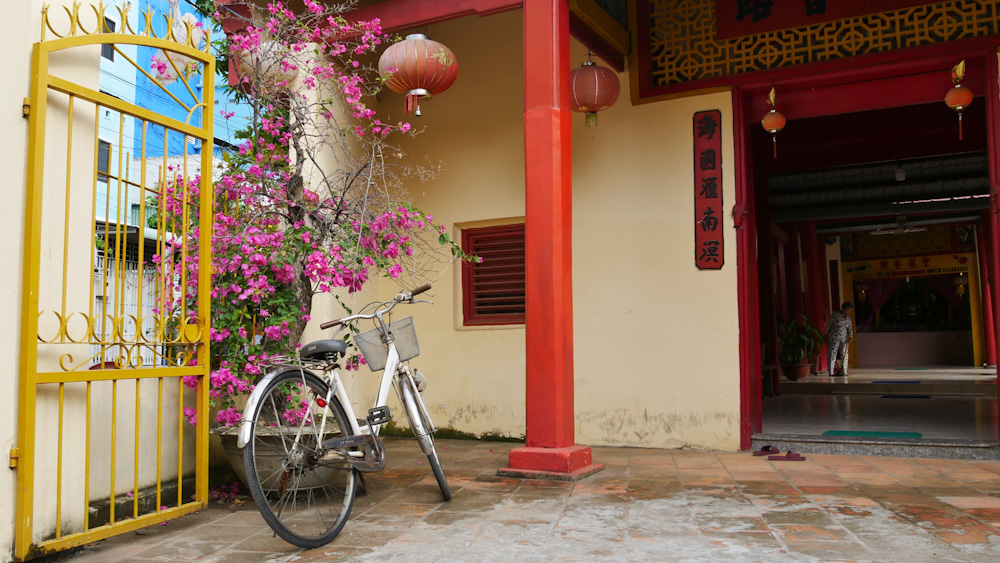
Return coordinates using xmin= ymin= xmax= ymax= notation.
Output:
xmin=345 ymin=0 xmax=523 ymax=31
xmin=771 ymin=198 xmax=989 ymax=222
xmin=345 ymin=0 xmax=629 ymax=71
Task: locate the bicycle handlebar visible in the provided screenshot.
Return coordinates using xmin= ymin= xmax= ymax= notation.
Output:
xmin=318 ymin=284 xmax=432 ymax=330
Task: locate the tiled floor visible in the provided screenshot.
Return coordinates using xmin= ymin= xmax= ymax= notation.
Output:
xmin=762 ymin=394 xmax=1000 ymax=440
xmin=764 ymin=367 xmax=1000 ymax=441
xmin=56 ymin=437 xmax=1000 ymax=562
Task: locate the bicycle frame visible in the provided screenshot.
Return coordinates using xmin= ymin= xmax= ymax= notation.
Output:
xmin=239 ymin=286 xmax=435 ymax=450
xmin=237 ymin=338 xmax=412 ymax=448
xmin=334 ymin=342 xmax=401 ymax=438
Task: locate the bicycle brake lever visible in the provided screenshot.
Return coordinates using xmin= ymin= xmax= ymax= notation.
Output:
xmin=409 ymin=299 xmax=433 ymax=305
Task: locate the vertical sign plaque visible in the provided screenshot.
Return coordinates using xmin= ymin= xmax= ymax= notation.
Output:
xmin=694 ymin=110 xmax=723 ymax=270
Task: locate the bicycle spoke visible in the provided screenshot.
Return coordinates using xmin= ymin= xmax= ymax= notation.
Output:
xmin=244 ymin=370 xmax=356 ymax=548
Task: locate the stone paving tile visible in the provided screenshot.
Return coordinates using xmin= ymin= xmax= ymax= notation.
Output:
xmin=728 ymin=470 xmax=788 ymax=481
xmin=52 ymin=439 xmax=1000 ymax=563
xmin=224 ymin=530 xmax=302 ymax=554
xmin=129 ymin=539 xmax=233 ymax=560
xmin=782 ymin=539 xmax=874 ymax=560
xmin=939 ymin=495 xmax=1000 ymax=509
xmin=695 ymin=515 xmax=771 ymax=533
xmin=769 ymin=522 xmax=856 ymax=542
xmin=963 ymin=508 xmax=1000 ymax=528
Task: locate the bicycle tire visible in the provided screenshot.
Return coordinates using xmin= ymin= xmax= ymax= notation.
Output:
xmin=399 ymin=373 xmax=451 ymax=501
xmin=243 ymin=369 xmax=357 ymax=548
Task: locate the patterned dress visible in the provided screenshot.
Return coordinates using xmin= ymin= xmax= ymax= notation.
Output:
xmin=825 ymin=310 xmax=854 ymax=375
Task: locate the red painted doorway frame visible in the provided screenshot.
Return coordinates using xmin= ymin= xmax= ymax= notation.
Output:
xmin=733 ymin=48 xmax=1000 ymax=450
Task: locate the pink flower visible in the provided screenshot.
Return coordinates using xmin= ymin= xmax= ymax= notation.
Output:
xmin=216 ymin=407 xmax=242 ymax=426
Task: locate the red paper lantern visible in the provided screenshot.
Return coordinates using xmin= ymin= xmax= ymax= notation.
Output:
xmin=569 ymin=61 xmax=620 ymax=128
xmin=761 ymin=109 xmax=786 ymax=136
xmin=945 ymin=60 xmax=973 ymax=140
xmin=760 ymin=87 xmax=785 ymax=159
xmin=378 ymin=33 xmax=458 ymax=116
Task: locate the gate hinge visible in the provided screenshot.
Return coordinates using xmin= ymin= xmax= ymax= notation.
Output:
xmin=22 ymin=98 xmax=30 ymax=118
xmin=9 ymin=447 xmax=18 ymax=469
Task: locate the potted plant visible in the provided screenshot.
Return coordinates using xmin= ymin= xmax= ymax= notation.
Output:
xmin=777 ymin=313 xmax=824 ymax=381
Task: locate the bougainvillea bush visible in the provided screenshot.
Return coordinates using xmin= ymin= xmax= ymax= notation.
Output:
xmin=156 ymin=0 xmax=470 ymax=426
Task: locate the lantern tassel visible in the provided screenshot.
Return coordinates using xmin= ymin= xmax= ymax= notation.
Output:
xmin=772 ymin=135 xmax=778 ymax=159
xmin=958 ymin=112 xmax=964 ymax=141
xmin=405 ymin=94 xmax=419 ymax=116
xmin=585 ymin=112 xmax=598 ymax=128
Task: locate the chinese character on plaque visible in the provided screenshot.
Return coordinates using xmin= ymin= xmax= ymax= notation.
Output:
xmin=694 ymin=110 xmax=724 ymax=270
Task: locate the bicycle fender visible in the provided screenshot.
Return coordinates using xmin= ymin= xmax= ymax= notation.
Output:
xmin=236 ymin=366 xmax=316 ymax=448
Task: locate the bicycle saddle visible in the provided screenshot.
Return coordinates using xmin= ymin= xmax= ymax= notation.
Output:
xmin=300 ymin=339 xmax=348 ymax=361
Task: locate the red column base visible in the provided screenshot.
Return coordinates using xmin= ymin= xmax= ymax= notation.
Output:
xmin=496 ymin=445 xmax=605 ymax=481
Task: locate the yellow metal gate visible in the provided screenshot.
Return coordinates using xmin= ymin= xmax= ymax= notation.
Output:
xmin=16 ymin=3 xmax=214 ymax=559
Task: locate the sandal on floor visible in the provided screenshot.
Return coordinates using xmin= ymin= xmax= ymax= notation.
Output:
xmin=768 ymin=451 xmax=806 ymax=461
xmin=752 ymin=445 xmax=779 ymax=457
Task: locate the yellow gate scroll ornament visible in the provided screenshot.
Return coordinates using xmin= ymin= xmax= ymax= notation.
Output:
xmin=17 ymin=2 xmax=214 ymax=558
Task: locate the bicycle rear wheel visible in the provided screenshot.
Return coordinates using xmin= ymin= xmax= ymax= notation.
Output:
xmin=243 ymin=369 xmax=357 ymax=548
xmin=398 ymin=372 xmax=451 ymax=500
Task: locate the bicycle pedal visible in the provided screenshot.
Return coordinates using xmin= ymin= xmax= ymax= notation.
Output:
xmin=367 ymin=406 xmax=391 ymax=426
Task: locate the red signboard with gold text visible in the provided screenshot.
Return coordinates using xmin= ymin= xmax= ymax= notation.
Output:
xmin=694 ymin=110 xmax=723 ymax=270
xmin=716 ymin=0 xmax=936 ymax=40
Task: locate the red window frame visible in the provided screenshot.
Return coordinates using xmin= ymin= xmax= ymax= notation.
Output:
xmin=461 ymin=223 xmax=526 ymax=326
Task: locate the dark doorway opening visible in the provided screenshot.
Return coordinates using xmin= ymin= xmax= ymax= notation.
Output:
xmin=747 ymin=86 xmax=1000 ymax=445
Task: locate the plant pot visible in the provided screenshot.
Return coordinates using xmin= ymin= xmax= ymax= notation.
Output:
xmin=780 ymin=363 xmax=811 ymax=381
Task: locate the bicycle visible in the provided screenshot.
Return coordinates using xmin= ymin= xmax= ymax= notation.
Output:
xmin=235 ymin=284 xmax=451 ymax=548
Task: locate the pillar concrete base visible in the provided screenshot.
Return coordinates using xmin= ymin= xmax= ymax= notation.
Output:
xmin=497 ymin=445 xmax=605 ymax=481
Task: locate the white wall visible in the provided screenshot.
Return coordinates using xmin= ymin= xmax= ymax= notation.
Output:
xmin=1 ymin=2 xmax=37 ymax=557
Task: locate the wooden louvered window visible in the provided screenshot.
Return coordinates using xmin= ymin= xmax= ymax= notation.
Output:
xmin=462 ymin=224 xmax=525 ymax=326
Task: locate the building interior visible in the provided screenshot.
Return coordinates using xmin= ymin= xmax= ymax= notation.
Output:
xmin=754 ymin=97 xmax=1000 ymax=445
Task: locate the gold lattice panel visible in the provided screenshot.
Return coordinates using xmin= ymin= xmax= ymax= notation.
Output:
xmin=646 ymin=0 xmax=1000 ymax=90
xmin=855 ymin=227 xmax=954 ymax=259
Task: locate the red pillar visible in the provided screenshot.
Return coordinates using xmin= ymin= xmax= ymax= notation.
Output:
xmin=979 ymin=221 xmax=997 ymax=366
xmin=986 ymin=48 xmax=1000 ymax=434
xmin=498 ymin=0 xmax=603 ymax=479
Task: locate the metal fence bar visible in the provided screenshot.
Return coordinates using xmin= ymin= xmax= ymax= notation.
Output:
xmin=156 ymin=377 xmax=162 ymax=511
xmin=110 ymin=379 xmax=116 ymax=525
xmin=133 ymin=379 xmax=140 ymax=519
xmin=56 ymin=383 xmax=64 ymax=539
xmin=61 ymin=96 xmax=74 ymax=319
xmin=177 ymin=377 xmax=183 ymax=508
xmin=84 ymin=381 xmax=91 ymax=532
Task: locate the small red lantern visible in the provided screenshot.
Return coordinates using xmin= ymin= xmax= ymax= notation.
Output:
xmin=760 ymin=87 xmax=786 ymax=159
xmin=945 ymin=60 xmax=973 ymax=140
xmin=569 ymin=60 xmax=620 ymax=128
xmin=378 ymin=33 xmax=458 ymax=116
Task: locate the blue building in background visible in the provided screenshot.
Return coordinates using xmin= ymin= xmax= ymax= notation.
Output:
xmin=132 ymin=0 xmax=250 ymax=162
xmin=96 ymin=0 xmax=251 ymax=229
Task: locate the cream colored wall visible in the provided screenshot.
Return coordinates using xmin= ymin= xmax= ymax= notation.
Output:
xmin=1 ymin=2 xmax=36 ymax=557
xmin=370 ymin=10 xmax=741 ymax=450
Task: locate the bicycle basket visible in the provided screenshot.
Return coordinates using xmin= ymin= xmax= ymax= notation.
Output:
xmin=354 ymin=316 xmax=419 ymax=372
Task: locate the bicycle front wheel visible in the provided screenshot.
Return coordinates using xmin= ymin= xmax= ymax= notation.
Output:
xmin=399 ymin=372 xmax=451 ymax=500
xmin=243 ymin=369 xmax=357 ymax=548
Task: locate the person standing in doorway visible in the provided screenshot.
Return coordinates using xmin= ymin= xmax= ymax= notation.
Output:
xmin=826 ymin=302 xmax=854 ymax=377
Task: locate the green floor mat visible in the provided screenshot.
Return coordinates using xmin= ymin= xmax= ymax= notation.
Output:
xmin=822 ymin=430 xmax=922 ymax=439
